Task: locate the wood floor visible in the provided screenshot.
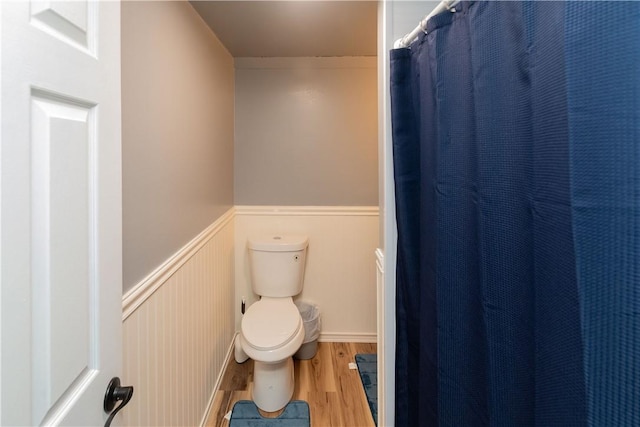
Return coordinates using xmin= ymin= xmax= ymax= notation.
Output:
xmin=205 ymin=342 xmax=377 ymax=427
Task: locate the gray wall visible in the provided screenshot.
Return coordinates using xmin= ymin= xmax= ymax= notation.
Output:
xmin=122 ymin=1 xmax=234 ymax=291
xmin=234 ymin=57 xmax=378 ymax=206
xmin=393 ymin=1 xmax=440 ymax=42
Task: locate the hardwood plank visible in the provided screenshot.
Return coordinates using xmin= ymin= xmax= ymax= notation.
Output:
xmin=306 ymin=391 xmax=344 ymax=427
xmin=352 ymin=342 xmax=377 ymax=355
xmin=296 ymin=342 xmax=337 ymax=395
xmin=204 ymin=390 xmax=232 ymax=427
xmin=293 ymin=357 xmax=305 ymax=399
xmin=331 ymin=342 xmax=375 ymax=427
xmin=219 ymin=359 xmax=254 ymax=391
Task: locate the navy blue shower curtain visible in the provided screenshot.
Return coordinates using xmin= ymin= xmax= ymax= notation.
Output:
xmin=391 ymin=2 xmax=639 ymax=426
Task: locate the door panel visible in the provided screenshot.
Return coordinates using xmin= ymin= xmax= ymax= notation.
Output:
xmin=30 ymin=0 xmax=93 ymax=52
xmin=31 ymin=92 xmax=96 ymax=424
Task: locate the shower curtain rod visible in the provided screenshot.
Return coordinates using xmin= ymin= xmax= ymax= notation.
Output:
xmin=394 ymin=0 xmax=460 ymax=49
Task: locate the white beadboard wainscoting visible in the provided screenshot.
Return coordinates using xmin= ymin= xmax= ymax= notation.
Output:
xmin=121 ymin=209 xmax=235 ymax=427
xmin=235 ymin=206 xmax=379 ymax=343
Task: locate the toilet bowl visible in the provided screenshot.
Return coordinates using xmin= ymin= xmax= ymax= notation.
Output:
xmin=236 ymin=234 xmax=309 ymax=412
xmin=239 ymin=297 xmax=305 ymax=411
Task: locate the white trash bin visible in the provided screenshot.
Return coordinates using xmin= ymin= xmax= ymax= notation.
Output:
xmin=294 ymin=301 xmax=321 ymax=359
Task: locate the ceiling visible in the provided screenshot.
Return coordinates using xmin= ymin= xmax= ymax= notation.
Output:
xmin=189 ymin=1 xmax=377 ymax=57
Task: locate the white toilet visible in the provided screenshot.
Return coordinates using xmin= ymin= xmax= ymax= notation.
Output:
xmin=237 ymin=234 xmax=308 ymax=412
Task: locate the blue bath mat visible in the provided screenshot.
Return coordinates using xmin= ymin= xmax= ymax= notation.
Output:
xmin=355 ymin=354 xmax=378 ymax=426
xmin=229 ymin=400 xmax=310 ymax=427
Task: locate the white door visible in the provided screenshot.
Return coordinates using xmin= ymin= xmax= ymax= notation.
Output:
xmin=1 ymin=1 xmax=123 ymax=425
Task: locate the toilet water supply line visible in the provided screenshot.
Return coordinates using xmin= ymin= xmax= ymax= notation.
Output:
xmin=393 ymin=0 xmax=460 ymax=49
xmin=235 ymin=297 xmax=249 ymax=363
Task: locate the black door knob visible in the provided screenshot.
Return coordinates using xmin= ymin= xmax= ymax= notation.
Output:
xmin=103 ymin=377 xmax=134 ymax=427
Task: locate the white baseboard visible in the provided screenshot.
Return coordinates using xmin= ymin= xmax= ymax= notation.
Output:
xmin=318 ymin=332 xmax=377 ymax=343
xmin=235 ymin=205 xmax=379 ymax=216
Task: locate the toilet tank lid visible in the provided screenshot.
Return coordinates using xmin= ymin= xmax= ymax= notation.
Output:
xmin=248 ymin=235 xmax=308 ymax=251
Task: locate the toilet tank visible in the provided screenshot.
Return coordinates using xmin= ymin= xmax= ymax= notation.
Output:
xmin=247 ymin=235 xmax=308 ymax=297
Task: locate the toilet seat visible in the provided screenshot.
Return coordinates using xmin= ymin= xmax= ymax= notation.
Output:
xmin=241 ymin=299 xmax=302 ymax=351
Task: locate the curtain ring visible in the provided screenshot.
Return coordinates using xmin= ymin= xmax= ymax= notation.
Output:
xmin=420 ymin=19 xmax=429 ymax=35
